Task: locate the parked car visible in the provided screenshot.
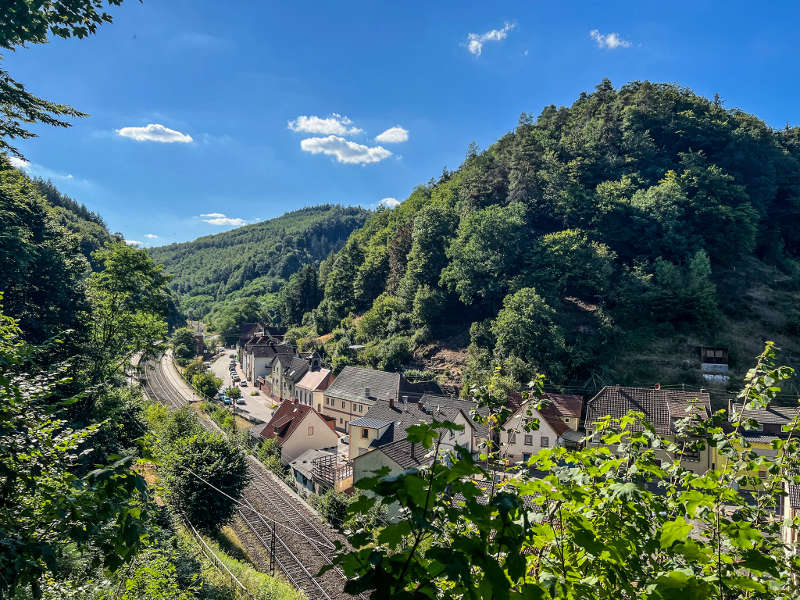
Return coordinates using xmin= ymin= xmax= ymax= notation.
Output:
xmin=239 ymin=381 xmax=247 ymax=387
xmin=229 ymin=353 xmax=235 ymax=358
xmin=236 ymin=398 xmax=246 ymax=405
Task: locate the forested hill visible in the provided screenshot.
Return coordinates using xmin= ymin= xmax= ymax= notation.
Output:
xmin=148 ymin=205 xmax=369 ymax=323
xmin=297 ymin=81 xmax=800 ymax=394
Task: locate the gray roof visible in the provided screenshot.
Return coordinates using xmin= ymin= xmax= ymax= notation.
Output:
xmin=325 ymin=366 xmax=400 ymax=404
xmin=285 ymin=357 xmax=310 ymax=383
xmin=349 ymin=416 xmax=393 ymax=429
xmin=375 ymin=438 xmax=431 ymax=470
xmin=362 ymin=400 xmax=433 ymax=447
xmin=289 ymin=448 xmax=335 ymax=479
xmin=419 ymin=394 xmax=490 ymax=438
xmin=730 ymin=402 xmax=800 ymax=425
xmin=585 ymin=386 xmax=711 ymax=436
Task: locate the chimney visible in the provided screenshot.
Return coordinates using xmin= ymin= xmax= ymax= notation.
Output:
xmin=364 ymin=387 xmax=371 ymax=398
xmin=389 ymin=396 xmax=394 ymax=409
xmin=402 ymin=395 xmax=408 ymax=414
xmin=654 ymin=383 xmax=661 ymax=390
xmin=410 ymin=442 xmax=415 ymax=459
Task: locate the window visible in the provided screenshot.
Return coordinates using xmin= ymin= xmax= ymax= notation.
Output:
xmin=524 ymin=435 xmax=533 ymax=446
xmin=361 ymin=428 xmax=369 ymax=439
xmin=523 ymin=453 xmax=531 ymax=462
xmin=342 ymin=400 xmax=346 ymax=408
xmin=540 ymin=436 xmax=549 ymax=448
xmin=339 ymin=417 xmax=343 ymax=424
xmin=307 ymin=426 xmax=314 ymax=436
xmin=507 ymin=431 xmax=516 ymax=444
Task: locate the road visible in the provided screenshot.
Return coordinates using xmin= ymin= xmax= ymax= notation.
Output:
xmin=140 ymin=355 xmax=363 ymax=600
xmin=210 ymin=352 xmax=276 ymax=423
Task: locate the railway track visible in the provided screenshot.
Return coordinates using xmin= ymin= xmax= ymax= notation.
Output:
xmin=139 ymin=355 xmax=361 ymax=599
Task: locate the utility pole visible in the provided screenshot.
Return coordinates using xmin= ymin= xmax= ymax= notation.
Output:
xmin=269 ymin=525 xmax=276 ymax=576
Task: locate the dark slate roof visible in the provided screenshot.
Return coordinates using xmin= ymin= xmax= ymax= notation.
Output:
xmin=239 ymin=322 xmax=263 ymax=347
xmin=419 ymin=394 xmax=490 ymax=438
xmin=584 ymin=386 xmax=711 ymax=436
xmin=376 ymin=438 xmax=431 ymax=469
xmin=400 ymin=378 xmax=444 ymax=402
xmin=284 ymin=357 xmax=310 ymax=383
xmin=364 ymin=400 xmax=433 ymax=447
xmin=349 ymin=416 xmax=393 ymax=429
xmin=730 ymin=402 xmax=800 ymax=425
xmin=789 ymin=485 xmax=800 ymax=510
xmin=325 ymin=366 xmax=400 ymax=403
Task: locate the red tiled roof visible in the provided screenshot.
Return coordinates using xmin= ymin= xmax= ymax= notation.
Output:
xmin=259 ymin=401 xmax=314 ymax=445
xmin=545 ymin=393 xmax=583 ymax=418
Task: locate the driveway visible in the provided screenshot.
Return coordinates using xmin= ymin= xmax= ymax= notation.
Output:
xmin=210 ymin=352 xmax=276 ymax=424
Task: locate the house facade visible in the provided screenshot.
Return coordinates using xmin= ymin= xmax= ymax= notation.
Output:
xmin=295 ymin=367 xmax=333 ymax=410
xmin=258 ymin=401 xmax=339 ymax=464
xmin=322 ymin=366 xmax=401 ymax=433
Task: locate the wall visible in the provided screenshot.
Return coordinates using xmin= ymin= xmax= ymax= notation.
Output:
xmin=279 ymin=411 xmax=340 ymax=464
xmin=500 ymin=407 xmax=560 ymax=462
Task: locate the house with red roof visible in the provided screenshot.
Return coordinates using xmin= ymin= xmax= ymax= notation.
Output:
xmin=499 ymin=393 xmax=584 ymax=463
xmin=258 ymin=401 xmax=339 ymax=464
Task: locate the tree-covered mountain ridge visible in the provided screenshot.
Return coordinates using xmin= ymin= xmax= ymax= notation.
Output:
xmin=292 ymin=80 xmax=800 ymax=396
xmin=148 ymin=204 xmax=370 ymax=323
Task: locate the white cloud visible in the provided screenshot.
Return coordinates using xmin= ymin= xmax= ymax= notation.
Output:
xmin=6 ymin=156 xmax=79 ymax=182
xmin=8 ymin=156 xmax=30 ymax=169
xmin=116 ymin=123 xmax=193 ymax=143
xmin=466 ymin=22 xmax=515 ymax=56
xmin=144 ymin=233 xmax=159 ymax=239
xmin=375 ymin=126 xmax=409 ymax=144
xmin=199 ymin=213 xmax=246 ymax=226
xmin=590 ymin=29 xmax=631 ymax=50
xmin=378 ymin=197 xmax=400 ymax=209
xmin=288 ymin=114 xmax=363 ymax=135
xmin=300 ymin=135 xmax=392 ymax=164
xmin=125 ymin=239 xmax=143 ymax=246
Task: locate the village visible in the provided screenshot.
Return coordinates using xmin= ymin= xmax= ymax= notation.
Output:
xmin=188 ymin=321 xmax=800 ymax=547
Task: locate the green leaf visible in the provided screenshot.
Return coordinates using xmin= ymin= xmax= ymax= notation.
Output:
xmin=661 ymin=517 xmax=692 ymax=549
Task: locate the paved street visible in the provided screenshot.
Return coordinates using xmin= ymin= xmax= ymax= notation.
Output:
xmin=210 ymin=352 xmax=276 ymax=423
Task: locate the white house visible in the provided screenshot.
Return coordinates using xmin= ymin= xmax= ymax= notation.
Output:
xmin=258 ymin=401 xmax=339 ymax=464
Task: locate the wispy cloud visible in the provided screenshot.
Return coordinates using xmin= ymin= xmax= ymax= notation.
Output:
xmin=7 ymin=156 xmax=83 ymax=183
xmin=465 ymin=23 xmax=515 ymax=56
xmin=300 ymin=135 xmax=392 ymax=164
xmin=144 ymin=233 xmax=159 ymax=239
xmin=378 ymin=197 xmax=400 ymax=209
xmin=117 ymin=123 xmax=193 ymax=143
xmin=288 ymin=114 xmax=363 ymax=135
xmin=590 ymin=29 xmax=631 ymax=50
xmin=125 ymin=239 xmax=143 ymax=246
xmin=199 ymin=212 xmax=246 ymax=226
xmin=375 ymin=126 xmax=409 ymax=144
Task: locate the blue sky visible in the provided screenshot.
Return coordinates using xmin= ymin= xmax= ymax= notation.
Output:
xmin=6 ymin=0 xmax=800 ymax=246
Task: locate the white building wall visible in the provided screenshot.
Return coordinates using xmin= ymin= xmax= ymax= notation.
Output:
xmin=279 ymin=411 xmax=339 ymax=464
xmin=500 ymin=408 xmax=560 ymax=462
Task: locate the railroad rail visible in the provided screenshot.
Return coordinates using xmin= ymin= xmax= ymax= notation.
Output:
xmin=139 ymin=355 xmax=362 ymax=599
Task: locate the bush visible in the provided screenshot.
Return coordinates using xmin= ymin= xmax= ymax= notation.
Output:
xmin=310 ymin=489 xmax=349 ymax=529
xmin=162 ymin=431 xmax=249 ymax=533
xmin=192 ymin=372 xmax=222 ymax=398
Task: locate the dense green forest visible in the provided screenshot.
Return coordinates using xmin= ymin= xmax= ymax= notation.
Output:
xmin=278 ymin=81 xmax=800 ymax=393
xmin=147 ymin=204 xmax=369 ymax=335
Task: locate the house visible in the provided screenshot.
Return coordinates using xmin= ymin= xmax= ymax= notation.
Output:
xmin=783 ymin=484 xmax=800 ymax=553
xmin=499 ymin=393 xmax=584 ymax=463
xmin=258 ymin=401 xmax=339 ymax=464
xmin=295 ymin=367 xmax=333 ymax=410
xmin=289 ymin=448 xmax=336 ymax=495
xmin=244 ymin=338 xmax=293 ymax=385
xmin=237 ymin=322 xmax=263 ymax=357
xmin=348 ymin=397 xmax=476 ymax=460
xmin=322 ymin=366 xmax=402 ymax=432
xmin=269 ymin=355 xmax=311 ymax=402
xmin=584 ymin=386 xmax=713 ymax=473
xmin=711 ymin=401 xmax=800 ymax=487
xmin=418 ymin=394 xmax=491 ymax=452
